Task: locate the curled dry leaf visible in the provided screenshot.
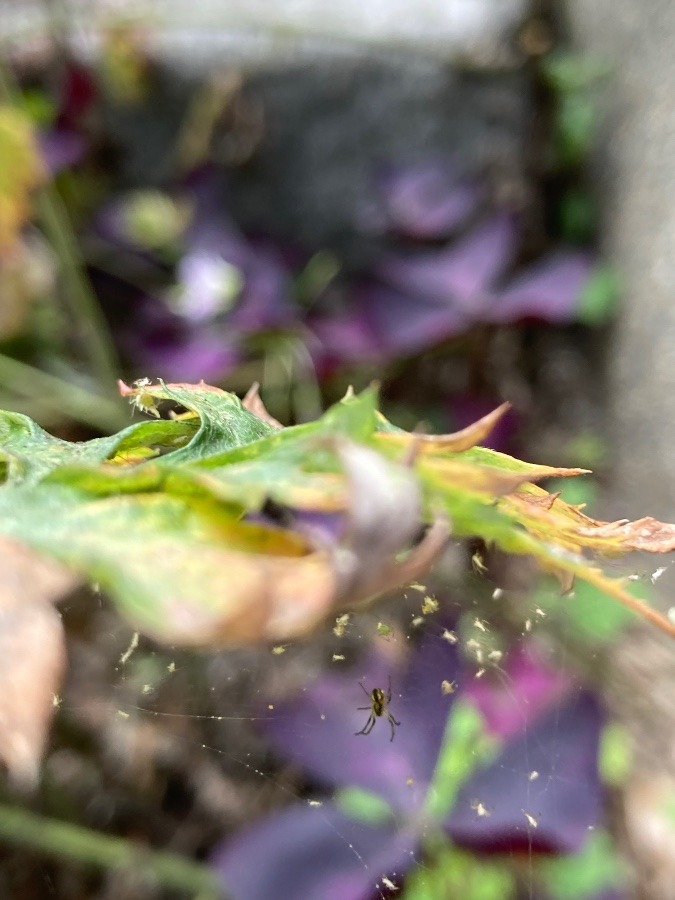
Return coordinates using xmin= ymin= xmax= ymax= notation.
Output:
xmin=575 ymin=517 xmax=675 ymax=554
xmin=0 ymin=537 xmax=74 ymax=785
xmin=377 ymin=402 xmax=512 ymax=454
xmin=242 ymin=382 xmax=283 ymax=429
xmin=329 ymin=440 xmax=450 ymax=608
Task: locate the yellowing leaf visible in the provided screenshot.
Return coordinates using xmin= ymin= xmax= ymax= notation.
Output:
xmin=0 ymin=106 xmax=44 ymax=254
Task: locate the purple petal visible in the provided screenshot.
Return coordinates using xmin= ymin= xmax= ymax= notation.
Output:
xmin=127 ymin=301 xmax=242 ymax=381
xmin=309 ymin=309 xmax=384 ymax=367
xmin=183 ymin=223 xmax=293 ymax=331
xmin=141 ymin=329 xmax=240 ymax=382
xmin=38 ymin=128 xmax=87 ymax=174
xmin=174 ymin=249 xmax=243 ymax=322
xmin=361 ymin=162 xmax=482 ymax=239
xmin=375 ymin=212 xmax=519 ymax=310
xmin=446 ymin=691 xmax=605 ymax=855
xmin=230 ymin=240 xmax=294 ymax=331
xmin=463 ymin=642 xmax=573 ymax=740
xmin=211 ymin=803 xmax=417 ymax=900
xmin=247 ymin=507 xmax=346 ymax=547
xmin=358 ymin=282 xmax=466 ymax=357
xmin=486 ymin=252 xmax=594 ymax=324
xmin=396 ymin=623 xmax=465 ymax=781
xmin=263 ymin=630 xmax=461 ymax=812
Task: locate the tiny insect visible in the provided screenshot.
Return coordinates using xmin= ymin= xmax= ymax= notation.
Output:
xmin=355 ymin=676 xmax=400 ymax=742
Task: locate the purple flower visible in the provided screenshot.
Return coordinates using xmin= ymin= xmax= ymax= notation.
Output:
xmin=123 ymin=295 xmax=242 ymax=383
xmin=176 ymin=210 xmax=293 ymax=332
xmin=210 ymin=629 xmax=609 ymax=899
xmin=358 ymin=160 xmax=483 ymax=240
xmin=310 ymin=159 xmax=602 ymax=368
xmin=38 ymin=128 xmax=87 ymax=175
xmin=93 ymin=172 xmax=293 ymax=380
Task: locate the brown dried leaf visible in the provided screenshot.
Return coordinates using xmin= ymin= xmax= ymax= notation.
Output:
xmin=378 ymin=402 xmax=512 ymax=454
xmin=575 ymin=517 xmax=675 ymax=553
xmin=242 ymin=382 xmax=283 ymax=429
xmin=0 ymin=538 xmax=73 ymax=785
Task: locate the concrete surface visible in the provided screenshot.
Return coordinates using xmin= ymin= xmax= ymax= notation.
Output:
xmin=567 ymin=1 xmax=675 ymax=525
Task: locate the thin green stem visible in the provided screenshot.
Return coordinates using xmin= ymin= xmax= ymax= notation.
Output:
xmin=0 ymin=49 xmax=121 ymax=400
xmin=34 ymin=188 xmax=122 ymax=393
xmin=0 ymin=803 xmax=226 ymax=898
xmin=0 ymin=354 xmax=128 ymax=432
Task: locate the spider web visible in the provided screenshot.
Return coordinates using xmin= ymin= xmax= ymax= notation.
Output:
xmin=45 ymin=541 xmax=644 ymax=900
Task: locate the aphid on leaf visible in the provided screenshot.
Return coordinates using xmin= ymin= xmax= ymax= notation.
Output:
xmin=355 ymin=676 xmax=400 ymax=742
xmin=128 ymin=378 xmax=160 ymax=418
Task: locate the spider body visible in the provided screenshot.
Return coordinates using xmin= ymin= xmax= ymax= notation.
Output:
xmin=355 ymin=676 xmax=400 ymax=742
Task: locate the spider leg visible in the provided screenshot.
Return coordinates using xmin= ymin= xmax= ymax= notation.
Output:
xmin=386 ymin=674 xmax=393 ymax=704
xmin=355 ymin=715 xmax=375 ymax=736
xmin=387 ymin=712 xmax=399 ymax=741
xmin=357 ymin=706 xmax=371 ymax=710
xmin=358 ymin=681 xmax=371 ymax=698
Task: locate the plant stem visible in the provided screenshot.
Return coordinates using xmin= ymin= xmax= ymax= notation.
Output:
xmin=0 ymin=50 xmax=122 ymax=401
xmin=34 ymin=188 xmax=122 ymax=394
xmin=0 ymin=803 xmax=226 ymax=899
xmin=0 ymin=354 xmax=128 ymax=432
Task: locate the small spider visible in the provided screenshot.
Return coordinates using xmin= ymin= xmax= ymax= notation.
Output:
xmin=355 ymin=676 xmax=400 ymax=742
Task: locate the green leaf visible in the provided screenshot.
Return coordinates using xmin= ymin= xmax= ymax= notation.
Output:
xmin=334 ymin=787 xmax=394 ymax=826
xmin=577 ymin=265 xmax=620 ymax=325
xmin=541 ymin=51 xmax=611 ymax=94
xmin=598 ymin=723 xmax=632 ymax=788
xmin=424 ymin=701 xmax=497 ymax=821
xmin=533 ymin=575 xmax=635 ymax=642
xmin=403 ymin=844 xmax=514 ymax=900
xmin=0 ymin=481 xmax=329 ymax=646
xmin=119 ymin=380 xmax=274 ymax=462
xmin=1 ymin=380 xmax=675 ymax=650
xmin=539 ymin=830 xmax=627 ymax=900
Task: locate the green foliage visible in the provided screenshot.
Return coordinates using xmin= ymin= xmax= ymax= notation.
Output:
xmin=540 ymin=830 xmax=627 ymax=900
xmin=0 ymin=380 xmax=674 ymax=649
xmin=334 ymin=787 xmax=394 ymax=826
xmin=403 ymin=845 xmax=514 ymax=900
xmin=424 ymin=701 xmax=497 ymax=821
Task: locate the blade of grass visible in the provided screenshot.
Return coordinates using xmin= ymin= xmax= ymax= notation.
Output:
xmin=0 ymin=803 xmax=226 ymax=898
xmin=0 ymin=354 xmax=128 ymax=432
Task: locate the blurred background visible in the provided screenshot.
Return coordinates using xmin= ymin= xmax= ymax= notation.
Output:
xmin=1 ymin=1 xmax=675 ymax=898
